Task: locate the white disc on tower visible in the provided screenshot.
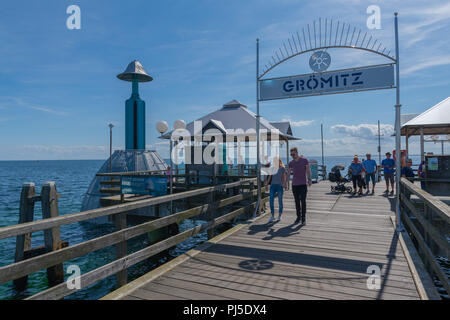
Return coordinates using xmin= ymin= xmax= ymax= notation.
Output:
xmin=173 ymin=119 xmax=186 ymax=130
xmin=156 ymin=121 xmax=169 ymax=134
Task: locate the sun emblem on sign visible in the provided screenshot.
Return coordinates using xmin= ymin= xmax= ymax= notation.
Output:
xmin=309 ymin=50 xmax=331 ymax=72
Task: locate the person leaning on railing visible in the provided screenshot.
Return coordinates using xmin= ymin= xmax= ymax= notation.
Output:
xmin=401 ymin=158 xmax=415 ymax=179
xmin=401 ymin=158 xmax=415 ymax=199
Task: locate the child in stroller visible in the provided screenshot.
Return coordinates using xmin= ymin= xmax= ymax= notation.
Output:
xmin=328 ymin=165 xmax=353 ymax=193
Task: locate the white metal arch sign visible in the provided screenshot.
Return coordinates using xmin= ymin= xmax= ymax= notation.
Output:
xmin=255 ymin=14 xmax=403 ymax=231
xmin=257 ymin=17 xmax=398 ymax=101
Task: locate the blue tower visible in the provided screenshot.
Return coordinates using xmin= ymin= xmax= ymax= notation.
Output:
xmin=80 ymin=60 xmax=167 ymax=221
xmin=117 ymin=60 xmax=153 ymax=150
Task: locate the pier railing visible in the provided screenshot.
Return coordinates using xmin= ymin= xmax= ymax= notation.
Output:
xmin=0 ymin=178 xmax=266 ymax=300
xmin=400 ymin=178 xmax=450 ymax=295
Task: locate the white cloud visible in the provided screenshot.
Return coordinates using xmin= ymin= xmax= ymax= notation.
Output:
xmin=281 ymin=118 xmax=314 ymax=127
xmin=0 ymin=97 xmax=68 ymax=116
xmin=331 ymin=123 xmax=394 ymax=140
xmin=402 ymin=55 xmax=450 ymax=75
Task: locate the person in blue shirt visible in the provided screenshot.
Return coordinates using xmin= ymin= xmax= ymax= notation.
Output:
xmin=401 ymin=158 xmax=415 ymax=179
xmin=381 ymin=152 xmax=396 ymax=195
xmin=349 ymin=155 xmax=364 ymax=195
xmin=362 ymin=153 xmax=377 ymax=195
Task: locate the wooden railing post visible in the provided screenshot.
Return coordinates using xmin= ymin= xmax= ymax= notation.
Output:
xmin=207 ymin=190 xmax=215 ymax=239
xmin=41 ymin=181 xmax=64 ymax=287
xmin=14 ymin=182 xmax=36 ymax=290
xmin=113 ymin=212 xmax=127 ymax=287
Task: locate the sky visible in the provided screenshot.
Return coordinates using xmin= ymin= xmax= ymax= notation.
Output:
xmin=0 ymin=0 xmax=449 ymax=160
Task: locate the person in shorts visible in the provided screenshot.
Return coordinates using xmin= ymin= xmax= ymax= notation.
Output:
xmin=381 ymin=152 xmax=396 ymax=195
xmin=362 ymin=153 xmax=377 ymax=194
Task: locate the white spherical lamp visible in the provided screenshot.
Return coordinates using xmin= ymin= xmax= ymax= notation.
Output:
xmin=173 ymin=119 xmax=186 ymax=130
xmin=156 ymin=121 xmax=169 ymax=134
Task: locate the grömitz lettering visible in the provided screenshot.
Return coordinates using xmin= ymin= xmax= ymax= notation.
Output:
xmin=283 ymin=72 xmax=363 ymax=93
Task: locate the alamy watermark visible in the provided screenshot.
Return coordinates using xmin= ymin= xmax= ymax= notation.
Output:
xmin=366 ymin=265 xmax=381 ymax=290
xmin=366 ymin=5 xmax=381 ymax=30
xmin=66 ymin=264 xmax=81 ymax=290
xmin=164 ymin=120 xmax=284 ymax=174
xmin=66 ymin=5 xmax=81 ymax=30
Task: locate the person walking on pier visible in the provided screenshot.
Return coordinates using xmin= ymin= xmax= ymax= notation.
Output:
xmin=381 ymin=152 xmax=396 ymax=196
xmin=362 ymin=153 xmax=377 ymax=194
xmin=288 ymin=147 xmax=312 ymax=225
xmin=349 ymin=155 xmax=364 ymax=196
xmin=268 ymin=157 xmax=288 ymax=223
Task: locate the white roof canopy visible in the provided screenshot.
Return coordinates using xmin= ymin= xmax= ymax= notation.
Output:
xmin=401 ymin=97 xmax=450 ymax=136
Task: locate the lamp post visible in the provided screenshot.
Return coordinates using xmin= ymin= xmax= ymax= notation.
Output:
xmin=321 ymin=124 xmax=324 ymax=171
xmin=394 ymin=12 xmax=403 ymax=232
xmin=156 ymin=120 xmax=186 ymax=214
xmin=108 ymin=123 xmax=114 ymax=173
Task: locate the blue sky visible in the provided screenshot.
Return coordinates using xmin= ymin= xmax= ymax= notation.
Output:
xmin=0 ymin=0 xmax=449 ymax=160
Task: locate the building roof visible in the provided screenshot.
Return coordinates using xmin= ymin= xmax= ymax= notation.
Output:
xmin=400 ymin=114 xmax=420 ymax=127
xmin=161 ymin=100 xmax=301 ymax=141
xmin=270 ymin=122 xmax=293 ymax=136
xmin=401 ymin=97 xmax=450 ymax=135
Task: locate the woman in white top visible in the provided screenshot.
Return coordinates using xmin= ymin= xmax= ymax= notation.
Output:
xmin=268 ymin=157 xmax=288 ymax=222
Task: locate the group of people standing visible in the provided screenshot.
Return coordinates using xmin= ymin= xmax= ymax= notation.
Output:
xmin=348 ymin=151 xmax=417 ymax=196
xmin=265 ymin=147 xmax=312 ymax=225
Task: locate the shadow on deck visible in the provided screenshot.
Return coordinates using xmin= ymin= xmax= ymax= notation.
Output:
xmin=102 ymin=181 xmax=426 ymax=300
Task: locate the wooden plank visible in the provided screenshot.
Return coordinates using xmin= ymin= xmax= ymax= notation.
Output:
xmin=99 ymin=180 xmax=121 ymax=185
xmin=390 ymin=216 xmax=441 ymax=300
xmin=142 ymin=281 xmax=231 ymax=300
xmin=226 ymin=234 xmax=407 ymax=261
xmin=401 ymin=178 xmax=450 ymax=224
xmin=100 ymin=187 xmax=121 ymax=194
xmin=129 ymin=288 xmax=186 ymax=300
xmin=150 ymin=277 xmax=278 ymax=300
xmin=41 ymin=182 xmax=64 ymax=287
xmin=13 ymin=182 xmax=35 ymax=290
xmin=0 ymin=178 xmax=257 ymax=240
xmin=402 ymin=211 xmax=450 ymax=294
xmin=402 ymin=195 xmax=449 ymax=256
xmin=113 ymin=212 xmax=127 ymax=287
xmin=161 ymin=270 xmax=326 ymax=300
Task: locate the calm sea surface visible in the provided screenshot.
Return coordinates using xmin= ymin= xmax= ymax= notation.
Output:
xmin=0 ymin=156 xmax=423 ymax=300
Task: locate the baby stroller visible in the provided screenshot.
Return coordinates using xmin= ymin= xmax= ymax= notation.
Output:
xmin=328 ymin=165 xmax=353 ymax=193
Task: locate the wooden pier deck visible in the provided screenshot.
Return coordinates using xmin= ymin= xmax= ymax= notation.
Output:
xmin=102 ymin=181 xmax=432 ymax=300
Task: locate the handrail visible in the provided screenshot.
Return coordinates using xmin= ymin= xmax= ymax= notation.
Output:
xmin=0 ymin=178 xmax=256 ymax=240
xmin=96 ymin=169 xmax=167 ymax=176
xmin=399 ymin=178 xmax=450 ymax=295
xmin=401 ymin=178 xmax=450 ymax=224
xmin=26 ymin=196 xmax=267 ymax=300
xmin=0 ymin=178 xmax=262 ymax=299
xmin=0 ymin=190 xmax=258 ymax=286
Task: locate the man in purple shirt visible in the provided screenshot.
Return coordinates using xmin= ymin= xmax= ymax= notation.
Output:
xmin=288 ymin=147 xmax=312 ymax=225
